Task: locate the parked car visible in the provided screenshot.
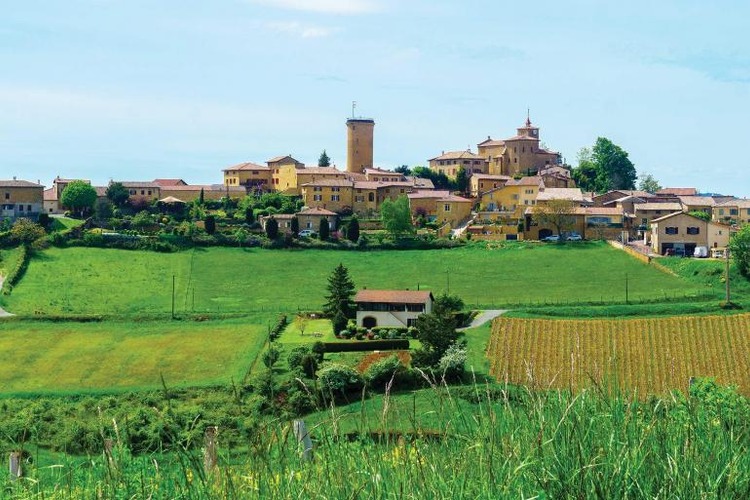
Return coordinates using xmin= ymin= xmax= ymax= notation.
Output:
xmin=566 ymin=232 xmax=583 ymax=241
xmin=298 ymin=229 xmax=316 ymax=238
xmin=693 ymin=246 xmax=708 ymax=258
xmin=542 ymin=234 xmax=560 ymax=242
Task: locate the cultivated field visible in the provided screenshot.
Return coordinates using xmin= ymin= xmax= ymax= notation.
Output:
xmin=0 ymin=317 xmax=270 ymax=394
xmin=487 ymin=314 xmax=750 ymax=395
xmin=1 ymin=243 xmax=704 ymax=316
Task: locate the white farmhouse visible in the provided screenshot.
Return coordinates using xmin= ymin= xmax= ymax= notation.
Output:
xmin=354 ymin=290 xmax=433 ymax=329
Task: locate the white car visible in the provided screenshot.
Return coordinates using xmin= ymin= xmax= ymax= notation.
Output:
xmin=542 ymin=234 xmax=560 ymax=242
xmin=566 ymin=233 xmax=583 ymax=241
xmin=298 ymin=229 xmax=316 ymax=238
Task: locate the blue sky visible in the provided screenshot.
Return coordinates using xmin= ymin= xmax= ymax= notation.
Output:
xmin=2 ymin=0 xmax=749 ymax=195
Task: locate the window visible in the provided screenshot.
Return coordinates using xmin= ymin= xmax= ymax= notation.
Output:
xmin=313 ymin=194 xmax=322 ymax=201
xmin=252 ymin=171 xmax=258 ymax=175
xmin=331 ymin=195 xmax=340 ymax=201
xmin=313 ymin=186 xmax=322 ymax=192
xmin=665 ymin=227 xmax=678 ymax=235
xmin=368 ymin=193 xmax=375 ymax=202
xmin=514 ymin=158 xmax=517 ymax=163
xmin=400 ymin=189 xmax=405 ymax=193
xmin=18 ymin=204 xmax=23 ymax=211
xmin=27 ymin=205 xmax=31 ymax=211
xmin=147 ymin=190 xmax=152 ymax=195
xmin=3 ymin=193 xmax=8 ymax=200
xmin=129 ymin=190 xmax=135 ymax=195
xmin=355 ymin=195 xmax=364 ymax=202
xmin=525 ymin=189 xmax=533 ymax=194
xmin=331 ymin=187 xmax=340 ymax=192
xmin=512 ymin=194 xmax=519 ymax=200
xmin=686 ymin=227 xmax=700 ymax=235
xmin=444 ymin=204 xmax=451 ymax=212
xmin=730 ymin=209 xmax=738 ymax=215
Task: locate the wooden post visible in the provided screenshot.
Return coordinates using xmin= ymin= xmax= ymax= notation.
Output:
xmin=204 ymin=426 xmax=218 ymax=477
xmin=9 ymin=452 xmax=22 ymax=481
xmin=293 ymin=420 xmax=313 ymax=461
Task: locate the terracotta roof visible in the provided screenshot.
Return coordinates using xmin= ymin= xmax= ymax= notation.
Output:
xmin=603 ymin=195 xmax=648 ymax=205
xmin=429 ymin=150 xmax=484 ymax=161
xmin=152 ymin=179 xmax=188 ymax=186
xmin=537 ymin=188 xmax=586 ymax=202
xmin=161 ymin=184 xmax=245 ymax=193
xmin=634 ymin=202 xmax=683 ymax=212
xmin=223 ymin=162 xmax=269 ymax=172
xmin=656 ymin=187 xmax=697 ymax=196
xmin=477 ymin=137 xmax=505 ymax=147
xmin=524 ymin=206 xmax=623 ymax=216
xmin=506 ymin=176 xmax=544 ymax=187
xmin=678 ymin=196 xmax=717 ymax=207
xmin=301 ymin=179 xmax=353 ymax=187
xmin=0 ymin=179 xmax=44 ymax=188
xmin=298 ymin=207 xmax=337 ymax=216
xmin=263 ymin=213 xmax=295 ymax=220
xmin=651 ymin=211 xmax=705 ymax=223
xmin=354 ymin=289 xmax=433 ymax=304
xmin=267 ymin=155 xmax=299 ymax=164
xmin=504 ymin=134 xmax=538 ymax=141
xmin=471 ymin=174 xmax=511 ymax=181
xmin=118 ymin=181 xmax=159 ymax=188
xmin=407 ymin=190 xmax=451 ymax=199
xmin=43 ymin=187 xmax=56 ymax=201
xmin=297 ymin=167 xmax=345 ymax=175
xmin=406 ymin=177 xmax=435 ymax=189
xmin=717 ymin=198 xmax=750 ymax=208
xmin=364 ymin=167 xmax=405 ymax=177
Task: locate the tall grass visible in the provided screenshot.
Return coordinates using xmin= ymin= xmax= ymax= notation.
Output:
xmin=4 ymin=380 xmax=750 ymax=498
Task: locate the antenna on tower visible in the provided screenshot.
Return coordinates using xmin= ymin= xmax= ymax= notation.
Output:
xmin=352 ymin=101 xmax=357 ymax=118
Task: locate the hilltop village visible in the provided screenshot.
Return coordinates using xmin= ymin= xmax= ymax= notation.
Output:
xmin=2 ymin=115 xmax=747 ymax=256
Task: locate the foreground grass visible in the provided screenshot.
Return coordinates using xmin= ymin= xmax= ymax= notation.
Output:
xmin=2 ymin=242 xmax=705 ymax=316
xmin=0 ymin=317 xmax=271 ymax=394
xmin=4 ymin=382 xmax=750 ymax=498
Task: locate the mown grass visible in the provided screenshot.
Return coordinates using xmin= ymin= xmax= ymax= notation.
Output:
xmin=49 ymin=216 xmax=84 ymax=232
xmin=0 ymin=317 xmax=272 ymax=395
xmin=3 ymin=242 xmax=704 ymax=316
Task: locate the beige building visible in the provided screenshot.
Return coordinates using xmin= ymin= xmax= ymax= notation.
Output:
xmin=222 ymin=162 xmax=272 ymax=191
xmin=469 ymin=174 xmax=511 ymax=197
xmin=633 ymin=202 xmax=683 ymax=228
xmin=346 ymin=118 xmax=374 ymax=173
xmin=428 ymin=150 xmax=487 ymax=179
xmin=354 ymin=290 xmax=433 ymax=329
xmin=713 ymin=199 xmax=750 ymax=225
xmin=1 ymin=179 xmax=44 ymax=222
xmin=477 ymin=117 xmax=561 ymax=177
xmin=407 ymin=190 xmax=473 ymax=228
xmin=650 ymin=212 xmax=730 ymax=256
xmin=478 ymin=176 xmax=544 ymax=219
xmin=524 ymin=206 xmax=626 ymax=241
xmin=297 ymin=207 xmax=338 ymax=232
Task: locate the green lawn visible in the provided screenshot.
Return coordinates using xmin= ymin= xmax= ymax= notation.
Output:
xmin=50 ymin=216 xmax=85 ymax=231
xmin=2 ymin=242 xmax=704 ymax=316
xmin=0 ymin=317 xmax=270 ymax=395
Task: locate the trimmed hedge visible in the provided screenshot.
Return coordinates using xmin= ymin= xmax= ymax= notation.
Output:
xmin=1 ymin=245 xmax=29 ymax=295
xmin=323 ymin=339 xmax=409 ymax=353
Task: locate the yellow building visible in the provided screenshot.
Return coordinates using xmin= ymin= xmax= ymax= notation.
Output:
xmin=118 ymin=181 xmax=161 ymax=207
xmin=428 ymin=150 xmax=487 ymax=179
xmin=478 ymin=176 xmax=544 ymax=219
xmin=713 ymin=199 xmax=750 ymax=225
xmin=300 ymin=179 xmax=355 ymax=213
xmin=346 ymin=118 xmax=374 ymax=173
xmin=469 ymin=174 xmax=511 ymax=197
xmin=477 ymin=117 xmax=561 ymax=176
xmin=222 ymin=162 xmax=272 ymax=191
xmin=650 ymin=212 xmax=730 ymax=256
xmin=1 ymin=179 xmax=44 ymax=222
xmin=633 ymin=202 xmax=683 ymax=228
xmin=407 ymin=190 xmax=473 ymax=228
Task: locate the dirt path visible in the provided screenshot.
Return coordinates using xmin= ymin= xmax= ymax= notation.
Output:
xmin=0 ymin=276 xmax=13 ymax=317
xmin=458 ymin=309 xmax=507 ymax=331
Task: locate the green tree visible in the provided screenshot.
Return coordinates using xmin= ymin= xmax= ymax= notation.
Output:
xmin=290 ymin=216 xmax=299 ymax=236
xmin=572 ymin=139 xmax=637 ymax=193
xmin=346 ymin=215 xmax=360 ymax=242
xmin=571 ymin=147 xmax=599 ymax=192
xmin=262 ymin=345 xmax=280 ymax=369
xmin=319 ymin=217 xmax=330 ymax=240
xmin=204 ymin=215 xmax=216 ymax=235
xmin=412 ymin=166 xmax=451 ymax=190
xmin=638 ymin=173 xmax=662 ymax=194
xmin=105 ymin=182 xmax=130 ymax=208
xmin=265 ymin=217 xmax=279 ymax=239
xmin=131 ymin=210 xmax=154 ymax=230
xmin=323 ymin=264 xmax=356 ymax=334
xmin=318 ymin=149 xmax=331 ymax=167
xmin=94 ymin=198 xmax=114 ymax=223
xmin=433 ymin=293 xmax=464 ymax=314
xmin=454 ymin=166 xmax=468 ymax=194
xmin=531 ymin=199 xmax=576 ymax=240
xmin=10 ymin=218 xmax=45 ymax=247
xmin=688 ymin=211 xmax=711 ymax=222
xmin=380 ymin=196 xmax=414 ymax=238
xmin=413 ymin=307 xmax=460 ymax=368
xmin=199 ymin=188 xmax=205 ymax=205
xmin=729 ymin=224 xmax=750 ymax=277
xmin=395 ymin=165 xmax=412 ymax=176
xmin=60 ymin=180 xmax=97 ymax=217
xmin=234 ymin=227 xmax=249 ymax=247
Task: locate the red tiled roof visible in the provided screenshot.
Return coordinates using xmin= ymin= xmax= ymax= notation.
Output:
xmin=471 ymin=174 xmax=511 ymax=181
xmin=302 ymin=179 xmax=353 ymax=187
xmin=354 ymin=290 xmax=433 ymax=304
xmin=298 ymin=207 xmax=337 ymax=216
xmin=634 ymin=202 xmax=683 ymax=211
xmin=222 ymin=162 xmax=269 ymax=172
xmin=429 ymin=150 xmax=485 ymax=161
xmin=152 ymin=179 xmax=187 ymax=186
xmin=506 ymin=176 xmax=544 ymax=187
xmin=656 ymin=187 xmax=697 ymax=196
xmin=0 ymin=179 xmax=44 ymax=188
xmin=298 ymin=167 xmax=344 ymax=175
xmin=43 ymin=187 xmax=57 ymax=201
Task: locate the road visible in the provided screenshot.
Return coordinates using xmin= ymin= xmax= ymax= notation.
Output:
xmin=458 ymin=309 xmax=507 ymax=330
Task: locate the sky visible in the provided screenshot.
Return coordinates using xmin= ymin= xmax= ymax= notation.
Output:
xmin=2 ymin=0 xmax=749 ymax=195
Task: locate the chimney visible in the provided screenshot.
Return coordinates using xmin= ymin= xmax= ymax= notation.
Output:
xmin=13 ymin=176 xmax=16 ymax=180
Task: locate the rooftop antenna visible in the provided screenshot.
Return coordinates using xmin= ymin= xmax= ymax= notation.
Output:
xmin=351 ymin=100 xmax=357 ymax=118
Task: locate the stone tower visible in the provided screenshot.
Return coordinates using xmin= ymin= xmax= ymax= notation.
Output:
xmin=346 ymin=118 xmax=374 ymax=173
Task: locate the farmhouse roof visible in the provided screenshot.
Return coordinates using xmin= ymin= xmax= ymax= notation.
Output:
xmin=301 ymin=179 xmax=353 ymax=188
xmin=0 ymin=179 xmax=44 ymax=188
xmin=505 ymin=176 xmax=544 ymax=187
xmin=152 ymin=179 xmax=188 ymax=186
xmin=429 ymin=150 xmax=484 ymax=161
xmin=222 ymin=162 xmax=270 ymax=172
xmin=651 ymin=211 xmax=704 ymax=223
xmin=717 ymin=198 xmax=750 ymax=208
xmin=537 ymin=188 xmax=586 ymax=202
xmin=298 ymin=166 xmax=344 ymax=175
xmin=633 ymin=202 xmax=683 ymax=212
xmin=354 ymin=290 xmax=433 ymax=304
xmin=656 ymin=187 xmax=697 ymax=196
xmin=118 ymin=181 xmax=160 ymax=188
xmin=678 ymin=196 xmax=717 ymax=207
xmin=298 ymin=207 xmax=337 ymax=216
xmin=471 ymin=174 xmax=511 ymax=181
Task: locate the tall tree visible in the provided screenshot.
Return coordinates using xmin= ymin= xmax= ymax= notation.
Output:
xmin=395 ymin=165 xmax=412 ymax=176
xmin=571 ymin=147 xmax=598 ymax=192
xmin=105 ymin=182 xmax=130 ymax=208
xmin=323 ymin=264 xmax=356 ymax=334
xmin=319 ymin=217 xmax=330 ymax=240
xmin=380 ymin=195 xmax=415 ymax=238
xmin=290 ymin=216 xmax=299 ymax=236
xmin=571 ymin=139 xmax=637 ymax=193
xmin=454 ymin=166 xmax=468 ymax=194
xmin=413 ymin=306 xmax=460 ymax=368
xmin=60 ymin=180 xmax=98 ymax=217
xmin=729 ymin=225 xmax=750 ymax=277
xmin=318 ymin=150 xmax=331 ymax=167
xmin=265 ymin=217 xmax=279 ymax=239
xmin=638 ymin=173 xmax=662 ymax=194
xmin=204 ymin=215 xmax=216 ymax=235
xmin=346 ymin=215 xmax=360 ymax=242
xmin=531 ymin=199 xmax=577 ymax=239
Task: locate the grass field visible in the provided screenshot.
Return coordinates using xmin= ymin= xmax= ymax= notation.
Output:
xmin=487 ymin=314 xmax=750 ymax=395
xmin=0 ymin=317 xmax=271 ymax=394
xmin=1 ymin=242 xmax=706 ymax=316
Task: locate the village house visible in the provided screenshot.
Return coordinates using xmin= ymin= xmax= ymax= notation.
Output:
xmin=633 ymin=202 xmax=683 ymax=228
xmin=524 ymin=206 xmax=626 ymax=241
xmin=469 ymin=174 xmax=511 ymax=197
xmin=428 ymin=150 xmax=487 ymax=179
xmin=407 ymin=190 xmax=473 ymax=229
xmin=354 ymin=289 xmax=433 ymax=329
xmin=649 ymin=212 xmax=730 ymax=256
xmin=222 ymin=162 xmax=273 ymax=192
xmin=712 ymin=199 xmax=750 ymax=226
xmin=296 ymin=207 xmax=337 ymax=233
xmin=478 ymin=176 xmax=544 ymax=220
xmin=1 ymin=179 xmax=44 ymax=222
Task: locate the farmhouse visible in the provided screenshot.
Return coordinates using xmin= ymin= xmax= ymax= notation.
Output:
xmin=354 ymin=290 xmax=433 ymax=329
xmin=649 ymin=211 xmax=730 ymax=256
xmin=1 ymin=179 xmax=44 ymax=222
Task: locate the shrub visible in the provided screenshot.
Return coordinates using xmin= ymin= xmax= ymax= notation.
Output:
xmin=364 ymin=355 xmax=406 ymax=390
xmin=317 ymin=364 xmax=364 ymax=394
xmin=437 ymin=343 xmax=467 ymax=381
xmin=288 ymin=346 xmax=311 ymax=371
xmin=262 ymin=345 xmax=281 ymax=369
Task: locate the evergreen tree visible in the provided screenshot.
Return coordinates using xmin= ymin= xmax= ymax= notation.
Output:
xmin=323 ymin=264 xmax=356 ymax=334
xmin=454 ymin=166 xmax=468 ymax=193
xmin=318 ymin=150 xmax=331 ymax=167
xmin=319 ymin=217 xmax=330 ymax=240
xmin=199 ymin=188 xmax=205 ymax=205
xmin=346 ymin=216 xmax=360 ymax=242
xmin=265 ymin=217 xmax=279 ymax=239
xmin=290 ymin=216 xmax=299 ymax=236
xmin=204 ymin=215 xmax=216 ymax=235
xmin=412 ymin=307 xmax=460 ymax=368
xmin=105 ymin=182 xmax=130 ymax=208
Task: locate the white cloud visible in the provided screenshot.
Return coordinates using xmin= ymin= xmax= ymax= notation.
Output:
xmin=265 ymin=21 xmax=335 ymax=38
xmin=248 ymin=0 xmax=380 ymax=14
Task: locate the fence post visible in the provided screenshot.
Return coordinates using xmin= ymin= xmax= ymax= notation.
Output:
xmin=293 ymin=420 xmax=313 ymax=461
xmin=204 ymin=426 xmax=218 ymax=477
xmin=9 ymin=452 xmax=22 ymax=481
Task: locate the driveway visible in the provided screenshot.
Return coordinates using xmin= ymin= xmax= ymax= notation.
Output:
xmin=459 ymin=309 xmax=507 ymax=330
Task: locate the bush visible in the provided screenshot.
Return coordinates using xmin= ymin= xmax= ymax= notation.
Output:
xmin=288 ymin=346 xmax=311 ymax=371
xmin=364 ymin=355 xmax=407 ymax=390
xmin=317 ymin=364 xmax=364 ymax=394
xmin=437 ymin=343 xmax=467 ymax=381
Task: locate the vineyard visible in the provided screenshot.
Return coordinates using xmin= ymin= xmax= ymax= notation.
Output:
xmin=487 ymin=314 xmax=750 ymax=395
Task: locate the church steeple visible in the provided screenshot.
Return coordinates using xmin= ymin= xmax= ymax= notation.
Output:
xmin=517 ymin=111 xmax=539 ymax=139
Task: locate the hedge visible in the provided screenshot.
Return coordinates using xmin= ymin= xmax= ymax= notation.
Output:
xmin=322 ymin=339 xmax=409 ymax=353
xmin=1 ymin=245 xmax=30 ymax=295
